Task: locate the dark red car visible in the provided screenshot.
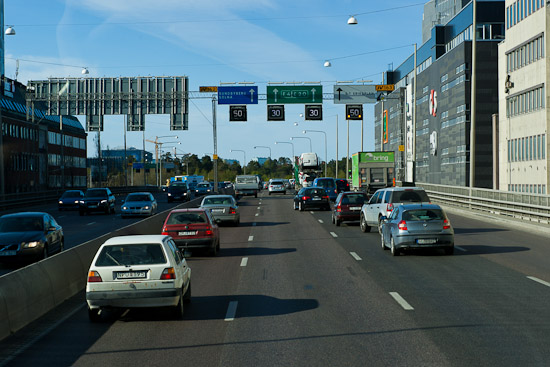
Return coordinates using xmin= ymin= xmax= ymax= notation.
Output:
xmin=161 ymin=208 xmax=220 ymax=256
xmin=332 ymin=191 xmax=369 ymax=226
xmin=335 ymin=179 xmax=350 ymax=193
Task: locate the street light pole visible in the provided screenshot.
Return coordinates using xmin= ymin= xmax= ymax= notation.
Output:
xmin=275 ymin=141 xmax=294 ymax=164
xmin=254 ymin=145 xmax=272 ymax=160
xmin=230 ymin=149 xmax=246 ymax=175
xmin=303 ymin=130 xmax=327 ymax=177
xmin=290 ymin=136 xmax=312 ymax=152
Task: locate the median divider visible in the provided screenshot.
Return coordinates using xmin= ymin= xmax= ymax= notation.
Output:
xmin=0 ymin=196 xmax=203 ymax=341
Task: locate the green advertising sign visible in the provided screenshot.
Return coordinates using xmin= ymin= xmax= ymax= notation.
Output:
xmin=267 ymin=85 xmax=323 ymax=104
xmin=358 ymin=151 xmax=395 ymax=163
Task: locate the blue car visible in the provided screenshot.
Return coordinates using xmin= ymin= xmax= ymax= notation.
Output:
xmin=195 ymin=182 xmax=213 ymax=196
xmin=313 ymin=177 xmax=338 ymax=201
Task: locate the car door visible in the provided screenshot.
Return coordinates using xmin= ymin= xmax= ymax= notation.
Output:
xmin=366 ymin=191 xmax=382 ymax=224
xmin=45 ymin=215 xmax=61 ymax=251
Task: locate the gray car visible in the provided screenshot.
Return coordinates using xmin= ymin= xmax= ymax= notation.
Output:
xmin=199 ymin=195 xmax=240 ymax=226
xmin=121 ymin=192 xmax=158 ymax=218
xmin=380 ymin=204 xmax=454 ymax=256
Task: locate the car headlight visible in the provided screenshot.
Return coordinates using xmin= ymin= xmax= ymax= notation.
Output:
xmin=58 ymin=200 xmax=63 ymax=204
xmin=100 ymin=199 xmax=107 ymax=204
xmin=207 ymin=189 xmax=211 ymax=192
xmin=168 ymin=193 xmax=172 ymax=196
xmin=74 ymin=200 xmax=79 ymax=204
xmin=22 ymin=240 xmax=43 ymax=248
xmin=144 ymin=206 xmax=150 ymax=210
xmin=183 ymin=192 xmax=187 ymax=196
xmin=79 ymin=200 xmax=84 ymax=204
xmin=122 ymin=206 xmax=128 ymax=210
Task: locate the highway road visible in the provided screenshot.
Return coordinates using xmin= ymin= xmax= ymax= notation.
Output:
xmin=1 ymin=191 xmax=550 ymax=366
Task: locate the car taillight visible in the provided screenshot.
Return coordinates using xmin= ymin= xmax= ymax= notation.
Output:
xmin=443 ymin=219 xmax=451 ymax=230
xmin=387 ymin=203 xmax=394 ymax=212
xmin=336 ymin=204 xmax=341 ymax=212
xmin=160 ymin=267 xmax=176 ymax=280
xmin=398 ymin=220 xmax=408 ymax=231
xmin=229 ymin=207 xmax=236 ymax=214
xmin=323 ymin=195 xmax=329 ymax=200
xmin=302 ymin=196 xmax=311 ymax=200
xmin=161 ymin=226 xmax=168 ymax=235
xmin=88 ymin=271 xmax=102 ymax=283
xmin=205 ymin=226 xmax=213 ymax=236
xmin=334 ymin=189 xmax=337 ymax=194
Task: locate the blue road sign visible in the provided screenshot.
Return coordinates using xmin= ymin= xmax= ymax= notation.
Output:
xmin=218 ymin=86 xmax=258 ymax=105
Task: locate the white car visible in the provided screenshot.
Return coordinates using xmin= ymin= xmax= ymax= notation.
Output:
xmin=86 ymin=235 xmax=191 ymax=321
xmin=121 ymin=192 xmax=158 ymax=218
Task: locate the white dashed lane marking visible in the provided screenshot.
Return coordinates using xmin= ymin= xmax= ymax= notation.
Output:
xmin=224 ymin=301 xmax=238 ymax=321
xmin=318 ymin=219 xmax=324 ymax=224
xmin=389 ymin=292 xmax=414 ymax=310
xmin=350 ymin=252 xmax=362 ymax=261
xmin=240 ymin=257 xmax=248 ymax=267
xmin=527 ymin=276 xmax=550 ymax=287
xmin=330 ymin=232 xmax=338 ymax=238
xmin=86 ymin=222 xmax=96 ymax=226
xmin=248 ymin=236 xmax=254 ymax=242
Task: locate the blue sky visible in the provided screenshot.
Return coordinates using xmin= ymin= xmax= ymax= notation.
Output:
xmin=4 ymin=0 xmax=425 ymax=165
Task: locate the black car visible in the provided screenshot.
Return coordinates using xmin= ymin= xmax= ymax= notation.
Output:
xmin=0 ymin=212 xmax=64 ymax=262
xmin=335 ymin=179 xmax=350 ymax=193
xmin=167 ymin=183 xmax=190 ymax=202
xmin=79 ymin=188 xmax=116 ymax=215
xmin=293 ymin=187 xmax=331 ymax=211
xmin=58 ymin=190 xmax=84 ymax=211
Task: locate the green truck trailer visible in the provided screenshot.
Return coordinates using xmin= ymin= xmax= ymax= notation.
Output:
xmin=351 ymin=151 xmax=395 ymax=195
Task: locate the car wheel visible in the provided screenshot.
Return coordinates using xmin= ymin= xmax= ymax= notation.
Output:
xmin=335 ymin=218 xmax=341 ymax=226
xmin=390 ymin=237 xmax=400 ymax=256
xmin=381 ymin=234 xmax=387 ymax=250
xmin=174 ymin=292 xmax=185 ymax=320
xmin=254 ymin=193 xmax=257 ymax=198
xmin=445 ymin=246 xmax=454 ymax=255
xmin=88 ymin=307 xmax=101 ymax=322
xmin=268 ymin=192 xmax=271 ymax=195
xmin=111 ymin=206 xmax=116 ymax=214
xmin=42 ymin=245 xmax=48 ymax=259
xmin=293 ymin=201 xmax=298 ymax=210
xmin=331 ymin=215 xmax=335 ymax=224
xmin=299 ymin=201 xmax=304 ymax=212
xmin=378 ymin=217 xmax=383 ymax=234
xmin=360 ymin=215 xmax=370 ymax=233
xmin=104 ymin=206 xmax=110 ymax=214
xmin=183 ymin=282 xmax=191 ymax=304
xmin=59 ymin=239 xmax=64 ymax=253
xmin=209 ymin=243 xmax=218 ymax=257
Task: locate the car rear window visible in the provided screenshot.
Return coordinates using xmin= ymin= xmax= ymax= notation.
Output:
xmin=315 ymin=179 xmax=335 ymax=188
xmin=167 ymin=212 xmax=207 ymax=224
xmin=203 ymin=197 xmax=233 ymax=205
xmin=391 ymin=190 xmax=429 ymax=203
xmin=341 ymin=194 xmax=367 ymax=205
xmin=305 ymin=188 xmax=326 ymax=196
xmin=402 ymin=209 xmax=445 ymax=221
xmin=95 ymin=244 xmax=167 ymax=266
xmin=271 ymin=181 xmax=283 ymax=185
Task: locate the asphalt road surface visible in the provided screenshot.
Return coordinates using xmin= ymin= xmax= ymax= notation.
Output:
xmin=1 ymin=191 xmax=549 ymax=366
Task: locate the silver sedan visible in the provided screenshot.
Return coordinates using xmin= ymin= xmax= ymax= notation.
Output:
xmin=121 ymin=192 xmax=158 ymax=218
xmin=380 ymin=203 xmax=454 ymax=256
xmin=200 ymin=195 xmax=240 ymax=226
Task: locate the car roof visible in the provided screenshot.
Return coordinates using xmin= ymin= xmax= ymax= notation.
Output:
xmin=202 ymin=194 xmax=233 ymax=199
xmin=1 ymin=212 xmax=46 ymax=218
xmin=168 ymin=208 xmax=208 ymax=213
xmin=376 ymin=186 xmax=425 ymax=192
xmin=398 ymin=203 xmax=442 ymax=211
xmin=102 ymin=235 xmax=170 ymax=246
xmin=126 ymin=192 xmax=152 ymax=196
xmin=340 ymin=191 xmax=366 ymax=195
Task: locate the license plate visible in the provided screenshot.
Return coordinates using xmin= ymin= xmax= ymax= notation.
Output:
xmin=350 ymin=207 xmax=361 ymax=210
xmin=179 ymin=231 xmax=197 ymax=236
xmin=116 ymin=271 xmax=146 ymax=279
xmin=88 ymin=205 xmax=97 ymax=208
xmin=212 ymin=209 xmax=224 ymax=213
xmin=0 ymin=250 xmax=16 ymax=256
xmin=312 ymin=198 xmax=321 ymax=201
xmin=417 ymin=239 xmax=437 ymax=244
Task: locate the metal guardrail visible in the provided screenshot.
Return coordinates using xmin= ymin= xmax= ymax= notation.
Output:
xmin=416 ymin=182 xmax=550 ymax=226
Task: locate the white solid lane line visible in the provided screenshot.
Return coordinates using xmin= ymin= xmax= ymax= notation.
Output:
xmin=454 ymin=246 xmax=467 ymax=252
xmin=330 ymin=232 xmax=338 ymax=238
xmin=527 ymin=276 xmax=550 ymax=287
xmin=350 ymin=252 xmax=362 ymax=261
xmin=318 ymin=219 xmax=324 ymax=224
xmin=389 ymin=292 xmax=414 ymax=310
xmin=240 ymin=257 xmax=248 ymax=267
xmin=248 ymin=236 xmax=254 ymax=242
xmin=225 ymin=301 xmax=238 ymax=321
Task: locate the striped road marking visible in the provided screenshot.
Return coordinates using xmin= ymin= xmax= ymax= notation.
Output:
xmin=248 ymin=236 xmax=254 ymax=242
xmin=389 ymin=292 xmax=414 ymax=310
xmin=330 ymin=232 xmax=338 ymax=238
xmin=240 ymin=257 xmax=248 ymax=267
xmin=224 ymin=301 xmax=238 ymax=321
xmin=527 ymin=276 xmax=550 ymax=287
xmin=318 ymin=219 xmax=324 ymax=224
xmin=350 ymin=252 xmax=362 ymax=261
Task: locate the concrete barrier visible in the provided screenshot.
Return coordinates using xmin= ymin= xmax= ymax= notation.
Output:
xmin=0 ymin=198 xmax=203 ymax=341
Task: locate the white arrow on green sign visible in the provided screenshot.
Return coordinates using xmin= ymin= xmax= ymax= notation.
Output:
xmin=267 ymin=86 xmax=322 ymax=104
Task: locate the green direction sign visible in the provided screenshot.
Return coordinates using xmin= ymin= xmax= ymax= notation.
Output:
xmin=267 ymin=85 xmax=323 ymax=104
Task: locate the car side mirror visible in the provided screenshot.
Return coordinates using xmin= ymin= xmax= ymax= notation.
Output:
xmin=380 ymin=216 xmax=388 ymax=222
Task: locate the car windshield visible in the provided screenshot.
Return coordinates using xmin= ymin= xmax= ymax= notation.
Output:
xmin=392 ymin=190 xmax=430 ymax=203
xmin=198 ymin=183 xmax=210 ymax=188
xmin=95 ymin=244 xmax=167 ymax=266
xmin=402 ymin=209 xmax=445 ymax=221
xmin=0 ymin=216 xmax=43 ymax=232
xmin=167 ymin=212 xmax=207 ymax=224
xmin=85 ymin=189 xmax=107 ymax=198
xmin=236 ymin=177 xmax=256 ymax=184
xmin=315 ymin=180 xmax=335 ymax=188
xmin=203 ymin=197 xmax=233 ymax=205
xmin=62 ymin=191 xmax=81 ymax=198
xmin=271 ymin=181 xmax=283 ymax=185
xmin=126 ymin=194 xmax=151 ymax=202
xmin=341 ymin=194 xmax=366 ymax=205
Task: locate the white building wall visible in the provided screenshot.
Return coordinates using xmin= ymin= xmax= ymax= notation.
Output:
xmin=498 ymin=0 xmax=549 ymax=194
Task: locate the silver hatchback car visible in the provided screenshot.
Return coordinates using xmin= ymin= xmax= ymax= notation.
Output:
xmin=380 ymin=203 xmax=454 ymax=256
xmin=200 ymin=195 xmax=240 ymax=226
